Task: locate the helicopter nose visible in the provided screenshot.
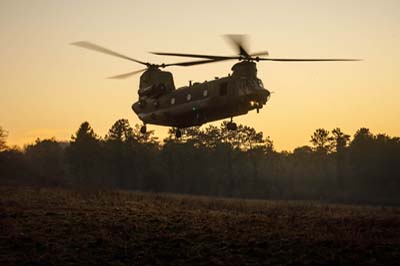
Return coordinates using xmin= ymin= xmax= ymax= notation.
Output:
xmin=257 ymin=89 xmax=270 ymax=103
xmin=265 ymin=89 xmax=271 ymax=101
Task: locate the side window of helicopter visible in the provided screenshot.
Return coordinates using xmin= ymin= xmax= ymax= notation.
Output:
xmin=170 ymin=97 xmax=175 ymax=105
xmin=219 ymin=82 xmax=228 ymax=96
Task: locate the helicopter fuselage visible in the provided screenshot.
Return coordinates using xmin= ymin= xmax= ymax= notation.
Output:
xmin=132 ymin=61 xmax=270 ymax=128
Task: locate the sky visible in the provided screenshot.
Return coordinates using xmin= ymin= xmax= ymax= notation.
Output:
xmin=0 ymin=0 xmax=399 ymax=151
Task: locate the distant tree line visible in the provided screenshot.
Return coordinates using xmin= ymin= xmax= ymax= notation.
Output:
xmin=0 ymin=121 xmax=399 ymax=205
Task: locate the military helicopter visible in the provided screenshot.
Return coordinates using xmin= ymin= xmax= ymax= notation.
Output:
xmin=72 ymin=36 xmax=360 ymax=138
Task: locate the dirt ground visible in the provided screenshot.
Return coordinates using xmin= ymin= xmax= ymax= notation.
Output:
xmin=0 ymin=186 xmax=399 ymax=266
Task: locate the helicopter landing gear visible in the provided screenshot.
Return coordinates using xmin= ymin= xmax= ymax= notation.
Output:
xmin=227 ymin=122 xmax=237 ymax=131
xmin=140 ymin=125 xmax=147 ymax=134
xmin=227 ymin=118 xmax=237 ymax=131
xmin=175 ymin=128 xmax=182 ymax=138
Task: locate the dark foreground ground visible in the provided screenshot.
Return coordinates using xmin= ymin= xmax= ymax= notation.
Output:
xmin=1 ymin=186 xmax=400 ymax=266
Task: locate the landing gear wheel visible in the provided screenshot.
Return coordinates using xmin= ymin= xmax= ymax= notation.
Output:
xmin=140 ymin=125 xmax=147 ymax=134
xmin=175 ymin=129 xmax=182 ymax=138
xmin=227 ymin=122 xmax=237 ymax=131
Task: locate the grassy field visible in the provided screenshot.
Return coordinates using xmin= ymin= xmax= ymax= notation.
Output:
xmin=1 ymin=186 xmax=399 ymax=266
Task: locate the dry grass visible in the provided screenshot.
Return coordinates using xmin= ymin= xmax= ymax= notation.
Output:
xmin=1 ymin=186 xmax=399 ymax=266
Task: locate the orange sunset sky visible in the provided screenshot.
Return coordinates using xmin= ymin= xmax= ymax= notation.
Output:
xmin=1 ymin=0 xmax=399 ymax=151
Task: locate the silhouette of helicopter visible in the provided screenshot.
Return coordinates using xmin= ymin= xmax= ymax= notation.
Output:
xmin=72 ymin=35 xmax=360 ymax=138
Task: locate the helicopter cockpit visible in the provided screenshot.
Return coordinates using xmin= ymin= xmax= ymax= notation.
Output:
xmin=138 ymin=68 xmax=175 ymax=99
xmin=231 ymin=61 xmax=257 ymax=78
xmin=232 ymin=61 xmax=266 ymax=96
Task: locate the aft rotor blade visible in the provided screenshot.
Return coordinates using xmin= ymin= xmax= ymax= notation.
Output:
xmin=250 ymin=50 xmax=269 ymax=57
xmin=71 ymin=41 xmax=149 ymax=66
xmin=257 ymin=58 xmax=362 ymax=62
xmin=108 ymin=68 xmax=147 ymax=79
xmin=224 ymin=34 xmax=250 ymax=57
xmin=151 ymin=51 xmax=238 ymax=60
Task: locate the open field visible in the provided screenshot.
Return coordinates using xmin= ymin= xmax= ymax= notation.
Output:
xmin=1 ymin=186 xmax=400 ymax=266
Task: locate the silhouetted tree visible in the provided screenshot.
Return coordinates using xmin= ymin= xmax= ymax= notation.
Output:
xmin=130 ymin=124 xmax=161 ymax=190
xmin=0 ymin=148 xmax=30 ymax=184
xmin=66 ymin=122 xmax=102 ymax=184
xmin=293 ymin=145 xmax=313 ymax=156
xmin=104 ymin=119 xmax=132 ymax=187
xmin=310 ymin=128 xmax=333 ymax=154
xmin=132 ymin=124 xmax=159 ymax=144
xmin=103 ymin=119 xmax=155 ymax=189
xmin=331 ymin=128 xmax=350 ymax=153
xmin=202 ymin=125 xmax=222 ymax=148
xmin=349 ymin=127 xmax=374 ymax=187
xmin=330 ymin=128 xmax=350 ymax=190
xmin=3 ymin=120 xmax=400 ymax=205
xmin=348 ymin=128 xmax=400 ymax=201
xmin=0 ymin=126 xmax=7 ymax=152
xmin=25 ymin=138 xmax=66 ymax=185
xmin=105 ymin=119 xmax=133 ymax=142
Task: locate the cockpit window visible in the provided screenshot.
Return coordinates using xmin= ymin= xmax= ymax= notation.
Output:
xmin=257 ymin=79 xmax=264 ymax=88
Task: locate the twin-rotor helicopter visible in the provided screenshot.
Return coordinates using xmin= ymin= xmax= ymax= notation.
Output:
xmin=72 ymin=35 xmax=360 ymax=138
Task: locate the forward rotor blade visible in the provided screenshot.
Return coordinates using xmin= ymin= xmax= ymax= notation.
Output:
xmin=224 ymin=34 xmax=250 ymax=57
xmin=109 ymin=59 xmax=233 ymax=79
xmin=151 ymin=51 xmax=238 ymax=60
xmin=71 ymin=41 xmax=148 ymax=66
xmin=108 ymin=68 xmax=147 ymax=79
xmin=257 ymin=58 xmax=362 ymax=62
xmin=165 ymin=58 xmax=233 ymax=67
